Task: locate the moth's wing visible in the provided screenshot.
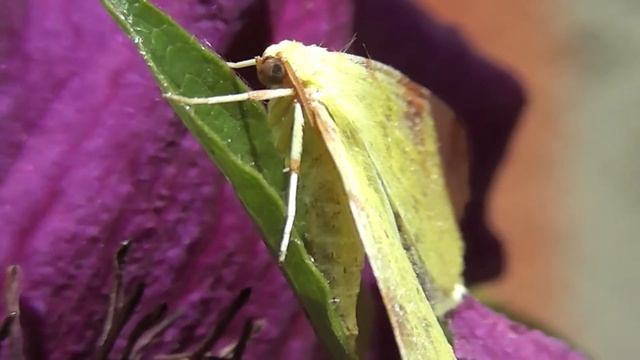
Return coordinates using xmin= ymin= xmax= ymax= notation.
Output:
xmin=322 ymin=54 xmax=465 ymax=304
xmin=266 ymin=97 xmax=365 ymax=348
xmin=309 ymin=100 xmax=456 ymax=359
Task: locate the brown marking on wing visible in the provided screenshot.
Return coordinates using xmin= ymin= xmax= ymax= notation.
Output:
xmin=308 ymin=99 xmax=334 ymax=144
xmin=431 ymin=100 xmax=470 ymax=220
xmin=397 ymin=75 xmax=470 ymax=220
xmin=348 ymin=54 xmax=432 ymax=145
xmin=279 ymin=56 xmax=318 ymax=128
xmin=397 ymin=76 xmax=433 ymax=145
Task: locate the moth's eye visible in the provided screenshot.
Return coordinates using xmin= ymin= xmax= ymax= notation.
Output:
xmin=258 ymin=56 xmax=286 ymax=87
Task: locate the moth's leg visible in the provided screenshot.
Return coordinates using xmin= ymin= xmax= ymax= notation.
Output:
xmin=164 ymin=88 xmax=295 ymax=105
xmin=279 ymin=101 xmax=305 ymax=263
xmin=226 ymin=58 xmax=257 ymax=69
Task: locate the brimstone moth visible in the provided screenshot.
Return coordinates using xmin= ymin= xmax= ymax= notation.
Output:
xmin=167 ymin=40 xmax=467 ymax=359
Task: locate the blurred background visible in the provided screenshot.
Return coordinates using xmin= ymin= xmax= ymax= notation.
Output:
xmin=1 ymin=0 xmax=636 ymax=358
xmin=417 ymin=0 xmax=639 ymax=358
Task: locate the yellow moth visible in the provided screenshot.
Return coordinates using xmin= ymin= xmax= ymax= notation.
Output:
xmin=167 ymin=40 xmax=468 ymax=359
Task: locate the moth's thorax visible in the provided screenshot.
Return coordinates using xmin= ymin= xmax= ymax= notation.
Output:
xmin=262 ymin=41 xmax=335 ymax=90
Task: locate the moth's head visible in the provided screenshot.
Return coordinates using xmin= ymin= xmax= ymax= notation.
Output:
xmin=256 ymin=55 xmax=286 ymax=88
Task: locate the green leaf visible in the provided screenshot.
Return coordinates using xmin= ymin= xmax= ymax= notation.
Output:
xmin=100 ymin=0 xmax=357 ymax=358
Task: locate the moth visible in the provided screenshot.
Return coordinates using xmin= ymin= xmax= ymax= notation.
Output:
xmin=167 ymin=40 xmax=468 ymax=358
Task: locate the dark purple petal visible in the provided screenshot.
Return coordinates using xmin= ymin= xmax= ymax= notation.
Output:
xmin=353 ymin=0 xmax=526 ymax=283
xmin=0 ymin=0 xmax=568 ymax=358
xmin=448 ymin=296 xmax=586 ymax=360
xmin=268 ymin=0 xmax=354 ymax=50
xmin=0 ymin=0 xmax=320 ymax=358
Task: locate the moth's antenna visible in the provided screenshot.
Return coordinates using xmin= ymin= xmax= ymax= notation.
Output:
xmin=361 ymin=42 xmax=372 ymax=60
xmin=279 ymin=101 xmax=305 ymax=263
xmin=340 ymin=33 xmax=358 ymax=53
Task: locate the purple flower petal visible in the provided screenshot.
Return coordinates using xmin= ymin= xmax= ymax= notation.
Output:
xmin=0 ymin=0 xmax=321 ymax=358
xmin=0 ymin=0 xmax=567 ymax=358
xmin=352 ymin=0 xmax=526 ymax=283
xmin=448 ymin=296 xmax=586 ymax=360
xmin=268 ymin=0 xmax=354 ymax=50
